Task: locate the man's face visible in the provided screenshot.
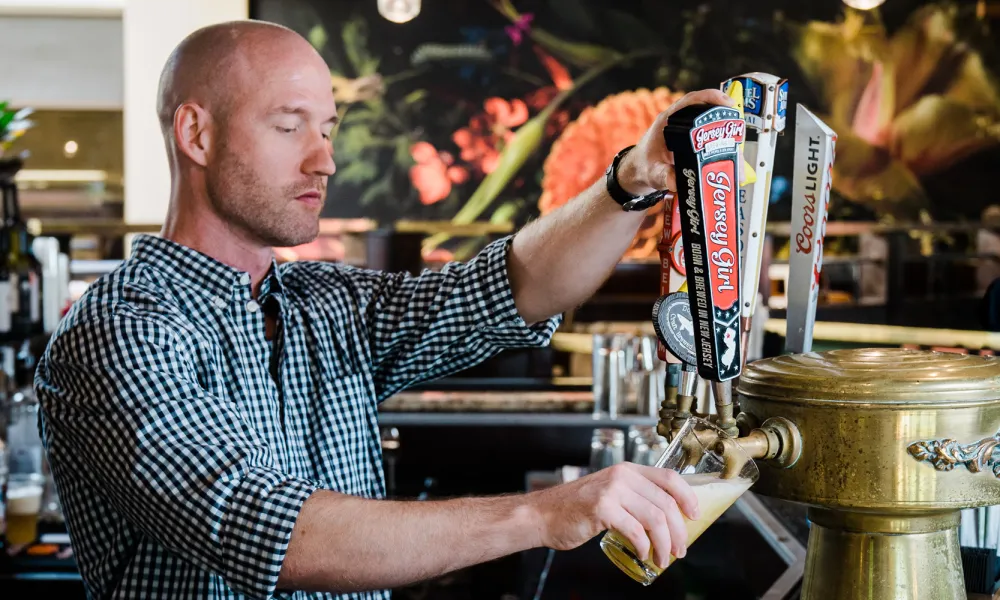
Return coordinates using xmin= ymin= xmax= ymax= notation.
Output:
xmin=204 ymin=46 xmax=337 ymax=248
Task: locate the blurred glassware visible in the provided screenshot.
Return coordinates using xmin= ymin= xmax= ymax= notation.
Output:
xmin=590 ymin=428 xmax=625 ymax=471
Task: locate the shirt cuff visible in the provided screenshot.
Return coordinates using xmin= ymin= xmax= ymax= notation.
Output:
xmin=475 ymin=236 xmax=562 ymax=348
xmin=220 ymin=471 xmax=318 ymax=599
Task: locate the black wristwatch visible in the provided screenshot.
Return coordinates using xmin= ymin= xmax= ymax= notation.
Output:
xmin=605 ymin=145 xmax=669 ymax=211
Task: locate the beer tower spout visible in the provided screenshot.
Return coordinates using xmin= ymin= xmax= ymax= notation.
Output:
xmin=711 ymin=381 xmax=738 ymax=438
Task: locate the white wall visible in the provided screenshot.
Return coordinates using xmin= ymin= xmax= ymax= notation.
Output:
xmin=0 ymin=0 xmax=123 ymax=17
xmin=123 ymin=0 xmax=249 ymax=224
xmin=0 ymin=0 xmax=250 ymax=225
xmin=0 ymin=15 xmax=122 ymax=109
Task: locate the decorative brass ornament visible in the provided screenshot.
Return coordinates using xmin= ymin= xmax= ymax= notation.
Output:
xmin=908 ymin=433 xmax=1000 ymax=477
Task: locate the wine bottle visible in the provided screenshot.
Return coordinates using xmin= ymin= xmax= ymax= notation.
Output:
xmin=1 ymin=172 xmax=42 ymax=343
xmin=0 ymin=172 xmax=12 ymax=336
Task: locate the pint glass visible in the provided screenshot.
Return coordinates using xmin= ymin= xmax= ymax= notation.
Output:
xmin=600 ymin=416 xmax=759 ymax=585
xmin=5 ymin=473 xmax=44 ymax=546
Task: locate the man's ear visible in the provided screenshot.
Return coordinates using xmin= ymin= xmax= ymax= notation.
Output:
xmin=173 ymin=102 xmax=213 ymax=167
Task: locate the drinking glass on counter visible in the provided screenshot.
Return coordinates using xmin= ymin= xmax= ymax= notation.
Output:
xmin=628 ymin=425 xmax=669 ymax=466
xmin=592 ymin=334 xmax=628 ymax=418
xmin=589 ymin=428 xmax=625 ymax=471
xmin=5 ymin=472 xmax=44 ymax=546
xmin=601 ymin=417 xmax=759 ymax=585
xmin=625 ymin=335 xmax=663 ymax=416
xmin=593 ymin=333 xmax=664 ymax=418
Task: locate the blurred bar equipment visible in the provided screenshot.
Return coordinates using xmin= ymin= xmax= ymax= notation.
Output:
xmin=589 ymin=428 xmax=625 ymax=471
xmin=592 ymin=333 xmax=627 ymax=419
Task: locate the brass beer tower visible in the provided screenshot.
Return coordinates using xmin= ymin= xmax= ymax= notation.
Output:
xmin=651 ymin=75 xmax=996 ymax=599
xmin=737 ymin=348 xmax=1000 ymax=600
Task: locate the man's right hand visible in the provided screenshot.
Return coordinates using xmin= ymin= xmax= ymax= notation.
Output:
xmin=525 ymin=463 xmax=700 ymax=569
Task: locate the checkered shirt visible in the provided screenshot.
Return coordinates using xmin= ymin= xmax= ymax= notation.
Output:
xmin=34 ymin=234 xmax=560 ymax=600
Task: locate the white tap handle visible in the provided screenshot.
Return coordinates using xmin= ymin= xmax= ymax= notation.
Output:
xmin=785 ymin=104 xmax=837 ymax=354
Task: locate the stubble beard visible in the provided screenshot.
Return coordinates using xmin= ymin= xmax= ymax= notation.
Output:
xmin=206 ymin=145 xmax=324 ymax=248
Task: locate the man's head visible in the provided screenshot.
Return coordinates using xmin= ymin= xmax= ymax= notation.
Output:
xmin=157 ymin=20 xmax=337 ymax=248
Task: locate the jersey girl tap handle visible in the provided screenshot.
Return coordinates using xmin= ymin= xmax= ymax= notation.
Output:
xmin=662 ymin=103 xmax=744 ymax=383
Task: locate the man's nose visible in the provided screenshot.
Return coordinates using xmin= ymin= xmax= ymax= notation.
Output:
xmin=304 ymin=135 xmax=336 ymax=177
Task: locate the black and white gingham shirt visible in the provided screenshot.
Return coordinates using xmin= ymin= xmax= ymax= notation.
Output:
xmin=34 ymin=234 xmax=560 ymax=600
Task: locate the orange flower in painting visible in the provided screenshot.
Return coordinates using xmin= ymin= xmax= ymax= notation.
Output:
xmin=525 ymin=48 xmax=572 ymax=137
xmin=540 ymin=87 xmax=685 ymax=259
xmin=453 ymin=98 xmax=529 ymax=174
xmin=409 ymin=141 xmax=468 ymax=205
xmin=533 ymin=46 xmax=572 ymax=91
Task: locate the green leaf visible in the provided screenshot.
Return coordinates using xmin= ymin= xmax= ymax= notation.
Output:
xmin=394 ymin=136 xmax=414 ymax=169
xmin=489 ymin=200 xmax=521 ymax=224
xmin=0 ymin=106 xmax=16 ymax=131
xmin=342 ymin=16 xmax=378 ymax=76
xmin=402 ymin=90 xmax=428 ymax=105
xmin=410 ymin=44 xmax=493 ymax=66
xmin=359 ymin=173 xmax=394 ymax=206
xmin=363 ymin=98 xmax=387 ymax=116
xmin=307 ymin=24 xmax=328 ymax=50
xmin=335 ymin=160 xmax=378 ymax=185
xmin=341 ymin=108 xmax=379 ymax=125
xmin=361 ymin=57 xmax=381 ymax=76
xmin=335 ymin=125 xmax=374 ymax=157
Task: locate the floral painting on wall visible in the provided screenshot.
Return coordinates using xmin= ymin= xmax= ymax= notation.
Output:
xmin=253 ymin=0 xmax=1000 ymax=261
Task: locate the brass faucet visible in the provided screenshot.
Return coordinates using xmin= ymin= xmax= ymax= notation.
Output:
xmin=658 ymin=369 xmax=802 ymax=469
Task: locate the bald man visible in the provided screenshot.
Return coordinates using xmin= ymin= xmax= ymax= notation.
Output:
xmin=35 ymin=20 xmax=736 ymax=600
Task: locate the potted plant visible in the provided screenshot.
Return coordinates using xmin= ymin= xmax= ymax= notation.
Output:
xmin=0 ymin=102 xmax=33 ymax=181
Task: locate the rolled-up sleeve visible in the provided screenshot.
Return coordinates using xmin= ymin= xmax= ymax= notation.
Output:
xmin=342 ymin=236 xmax=561 ymax=401
xmin=35 ymin=307 xmax=316 ymax=599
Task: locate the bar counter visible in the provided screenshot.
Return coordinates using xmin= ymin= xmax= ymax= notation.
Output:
xmin=379 ymin=389 xmax=657 ymax=427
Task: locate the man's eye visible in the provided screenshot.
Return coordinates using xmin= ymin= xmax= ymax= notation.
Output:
xmin=277 ymin=126 xmax=297 ymax=133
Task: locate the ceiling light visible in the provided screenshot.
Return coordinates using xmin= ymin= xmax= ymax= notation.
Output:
xmin=378 ymin=0 xmax=420 ymax=24
xmin=843 ymin=0 xmax=886 ymax=10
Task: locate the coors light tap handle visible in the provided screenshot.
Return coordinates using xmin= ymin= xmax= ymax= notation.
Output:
xmin=785 ymin=104 xmax=837 ymax=354
xmin=663 ymin=103 xmax=744 ymax=436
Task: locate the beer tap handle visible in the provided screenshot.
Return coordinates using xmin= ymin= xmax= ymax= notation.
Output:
xmin=785 ymin=105 xmax=837 ymax=355
xmin=663 ymin=98 xmax=745 ymax=439
xmin=656 ymin=197 xmax=687 ymax=364
xmin=719 ymin=73 xmax=786 ymax=369
xmin=653 ymin=283 xmax=695 ymax=439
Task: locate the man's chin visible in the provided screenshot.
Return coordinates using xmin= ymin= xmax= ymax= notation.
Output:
xmin=269 ymin=223 xmax=321 ymax=250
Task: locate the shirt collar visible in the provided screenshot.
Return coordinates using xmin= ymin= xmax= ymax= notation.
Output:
xmin=130 ymin=234 xmax=284 ymax=299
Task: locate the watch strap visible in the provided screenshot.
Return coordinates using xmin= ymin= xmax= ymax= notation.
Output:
xmin=605 ymin=146 xmax=669 ymax=211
